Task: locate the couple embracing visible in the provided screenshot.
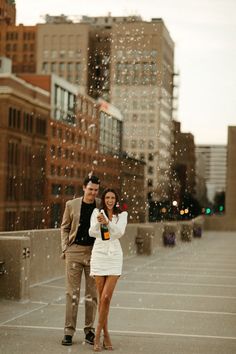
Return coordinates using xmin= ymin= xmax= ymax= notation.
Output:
xmin=60 ymin=175 xmax=128 ymax=351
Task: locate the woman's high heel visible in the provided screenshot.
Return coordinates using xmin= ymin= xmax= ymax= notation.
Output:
xmin=103 ymin=341 xmax=113 ymax=350
xmin=93 ymin=342 xmax=102 ymax=352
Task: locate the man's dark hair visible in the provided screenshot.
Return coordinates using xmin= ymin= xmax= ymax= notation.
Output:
xmin=83 ymin=175 xmax=101 ymax=187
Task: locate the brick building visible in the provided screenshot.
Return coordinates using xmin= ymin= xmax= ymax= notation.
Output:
xmin=0 ymin=23 xmax=36 ymax=73
xmin=0 ymin=62 xmax=50 ymax=231
xmin=17 ymin=73 xmax=123 ymax=227
xmin=0 ymin=0 xmax=15 ymax=25
xmin=172 ymin=120 xmax=196 ymax=197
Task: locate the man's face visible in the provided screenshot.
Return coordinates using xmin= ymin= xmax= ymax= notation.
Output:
xmin=83 ymin=182 xmax=99 ymax=203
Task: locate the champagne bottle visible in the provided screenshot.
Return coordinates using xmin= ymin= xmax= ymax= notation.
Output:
xmin=100 ymin=210 xmax=110 ymax=241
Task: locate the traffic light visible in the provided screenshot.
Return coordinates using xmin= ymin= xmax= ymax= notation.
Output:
xmin=205 ymin=207 xmax=211 ymax=215
xmin=219 ymin=205 xmax=224 ymax=212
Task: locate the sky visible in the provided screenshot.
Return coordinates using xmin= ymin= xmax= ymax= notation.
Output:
xmin=16 ymin=0 xmax=236 ymax=145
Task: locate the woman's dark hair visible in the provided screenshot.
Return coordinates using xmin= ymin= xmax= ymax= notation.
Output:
xmin=101 ymin=188 xmax=121 ymax=216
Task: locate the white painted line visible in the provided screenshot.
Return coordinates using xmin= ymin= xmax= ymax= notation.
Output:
xmin=40 ymin=284 xmax=65 ymax=289
xmin=47 ymin=302 xmax=236 ymax=316
xmin=1 ymin=324 xmax=236 ymax=341
xmin=109 ymin=306 xmax=236 ymax=316
xmin=155 ymin=261 xmax=236 ymax=267
xmin=116 ymin=290 xmax=236 ymax=299
xmin=30 ymin=276 xmax=64 ymax=288
xmin=31 ymin=301 xmax=48 ymax=305
xmin=0 ymin=303 xmax=48 ymax=326
xmin=145 ymin=266 xmax=236 ymax=272
xmin=1 ymin=324 xmax=63 ymax=330
xmin=110 ymin=329 xmax=236 ymax=341
xmin=121 ymin=279 xmax=236 ymax=288
xmin=130 ymin=271 xmax=236 ymax=279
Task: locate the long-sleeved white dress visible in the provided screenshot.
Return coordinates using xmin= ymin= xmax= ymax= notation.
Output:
xmin=89 ymin=208 xmax=128 ymax=276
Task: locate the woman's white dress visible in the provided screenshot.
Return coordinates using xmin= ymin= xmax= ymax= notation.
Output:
xmin=89 ymin=209 xmax=128 ymax=276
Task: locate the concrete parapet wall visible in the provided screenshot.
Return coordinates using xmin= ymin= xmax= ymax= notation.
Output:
xmin=120 ymin=223 xmax=138 ymax=257
xmin=204 ymin=215 xmax=236 ymax=231
xmin=0 ymin=229 xmax=63 ymax=289
xmin=0 ymin=216 xmax=204 ymax=300
xmin=0 ymin=236 xmax=30 ymax=300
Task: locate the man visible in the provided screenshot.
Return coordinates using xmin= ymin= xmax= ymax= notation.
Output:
xmin=61 ymin=175 xmax=101 ymax=346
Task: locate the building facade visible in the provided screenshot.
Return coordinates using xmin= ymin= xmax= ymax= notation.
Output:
xmin=19 ymin=73 xmax=97 ymax=227
xmin=0 ymin=61 xmax=50 ymax=231
xmin=0 ymin=24 xmax=36 ymax=73
xmin=85 ymin=16 xmax=175 ymax=202
xmin=120 ymin=153 xmax=146 ymax=223
xmin=225 ymin=126 xmax=236 ymax=217
xmin=36 ymin=19 xmax=90 ymax=94
xmin=17 ymin=73 xmax=124 ymax=227
xmin=0 ymin=0 xmax=15 ymax=25
xmin=195 ymin=145 xmax=227 ymax=203
xmin=172 ymin=120 xmax=196 ymax=198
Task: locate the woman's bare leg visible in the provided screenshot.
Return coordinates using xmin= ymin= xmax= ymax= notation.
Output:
xmin=94 ymin=276 xmax=106 ymax=348
xmin=96 ymin=276 xmax=119 ymax=348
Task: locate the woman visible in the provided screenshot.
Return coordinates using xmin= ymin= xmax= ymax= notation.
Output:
xmin=89 ymin=188 xmax=128 ymax=351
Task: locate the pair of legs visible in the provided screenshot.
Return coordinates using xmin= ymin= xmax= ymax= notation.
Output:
xmin=94 ymin=275 xmax=119 ymax=350
xmin=64 ymin=245 xmax=97 ymax=337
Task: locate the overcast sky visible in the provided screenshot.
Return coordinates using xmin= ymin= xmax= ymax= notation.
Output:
xmin=16 ymin=0 xmax=236 ymax=144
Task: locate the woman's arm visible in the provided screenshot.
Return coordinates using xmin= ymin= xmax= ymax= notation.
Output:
xmin=89 ymin=208 xmax=101 ymax=238
xmin=108 ymin=211 xmax=128 ymax=240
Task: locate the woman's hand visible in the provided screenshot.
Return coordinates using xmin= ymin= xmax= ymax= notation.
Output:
xmin=97 ymin=213 xmax=108 ymax=225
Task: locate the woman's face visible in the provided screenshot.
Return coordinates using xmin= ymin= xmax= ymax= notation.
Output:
xmin=104 ymin=191 xmax=116 ymax=211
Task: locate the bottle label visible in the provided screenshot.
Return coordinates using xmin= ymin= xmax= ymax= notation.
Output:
xmin=101 ymin=226 xmax=110 ymax=241
xmin=103 ymin=231 xmax=110 ymax=240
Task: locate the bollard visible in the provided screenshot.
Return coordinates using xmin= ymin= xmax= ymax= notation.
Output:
xmin=181 ymin=224 xmax=193 ymax=242
xmin=193 ymin=223 xmax=202 ymax=237
xmin=136 ymin=225 xmax=154 ymax=255
xmin=162 ymin=225 xmax=176 ymax=246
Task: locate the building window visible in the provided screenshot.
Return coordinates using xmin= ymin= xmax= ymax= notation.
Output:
xmin=42 ymin=62 xmax=48 ymax=72
xmin=59 ymin=62 xmax=65 ymax=71
xmin=58 ymin=128 xmax=63 ymax=139
xmin=51 ymin=126 xmax=56 ymax=137
xmin=51 ymin=62 xmax=56 ymax=72
xmin=51 ymin=50 xmax=57 ymax=59
xmin=5 ymin=210 xmax=17 ymax=231
xmin=35 ymin=117 xmax=46 ymax=135
xmin=67 ymin=62 xmax=73 ymax=72
xmin=148 ymin=140 xmax=154 ymax=149
xmin=65 ymin=185 xmax=75 ymax=195
xmin=23 ymin=112 xmax=33 ymax=133
xmin=147 ymin=179 xmax=153 ymax=187
xmin=8 ymin=107 xmax=21 ymax=129
xmin=51 ymin=164 xmax=55 ymax=176
xmin=148 ymin=153 xmax=154 ymax=161
xmin=51 ymin=184 xmax=62 ymax=195
xmin=139 ymin=140 xmax=145 ymax=149
xmin=57 ymin=166 xmax=61 ymax=176
xmin=51 ymin=203 xmax=61 ymax=228
xmin=50 ymin=145 xmax=56 ymax=157
xmin=148 ymin=166 xmax=154 ymax=174
xmin=140 ymin=153 xmax=145 ymax=161
xmin=6 ymin=141 xmax=19 ymax=201
xmin=57 ymin=146 xmax=62 ymax=158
